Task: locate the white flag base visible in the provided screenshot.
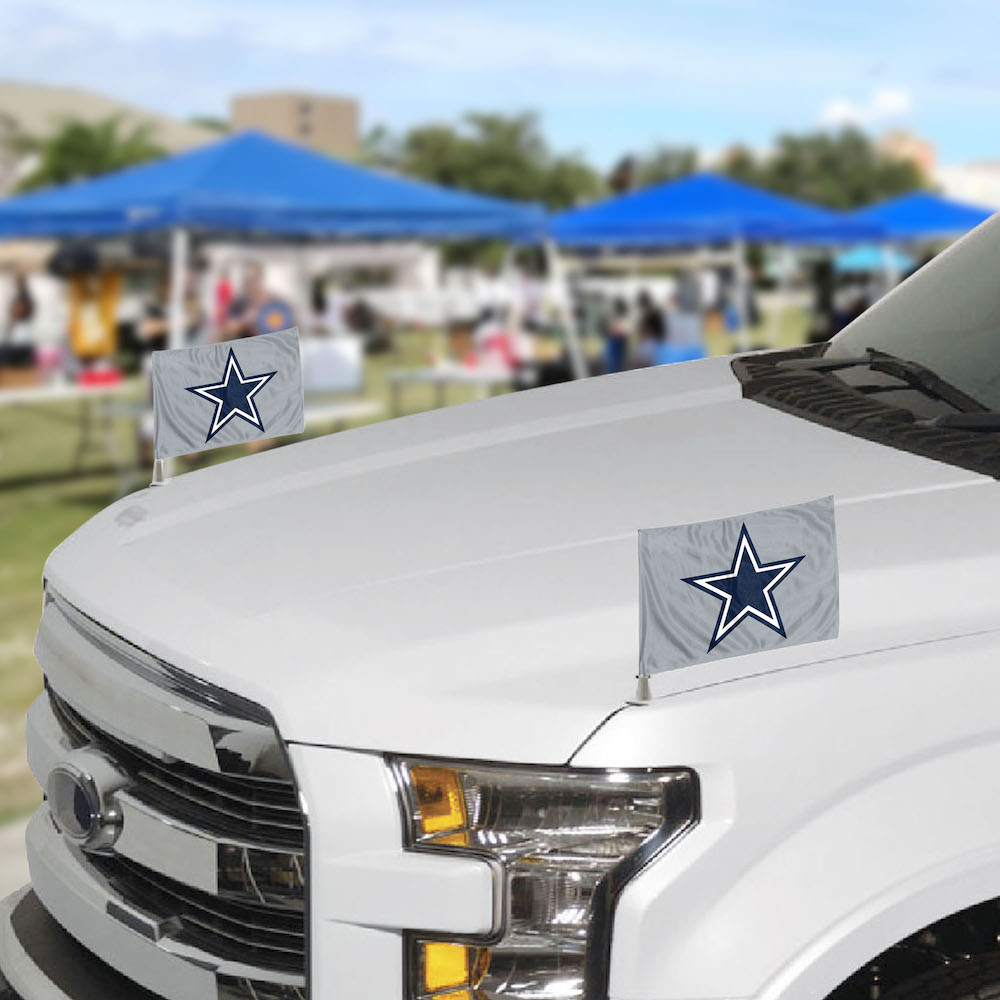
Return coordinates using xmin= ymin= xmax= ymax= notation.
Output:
xmin=150 ymin=458 xmax=171 ymax=487
xmin=630 ymin=675 xmax=652 ymax=704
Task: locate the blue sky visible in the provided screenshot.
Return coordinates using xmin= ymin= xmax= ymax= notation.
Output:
xmin=2 ymin=0 xmax=999 ymax=168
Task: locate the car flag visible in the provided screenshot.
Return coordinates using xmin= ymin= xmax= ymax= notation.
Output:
xmin=152 ymin=328 xmax=304 ymax=460
xmin=638 ymin=495 xmax=839 ymax=675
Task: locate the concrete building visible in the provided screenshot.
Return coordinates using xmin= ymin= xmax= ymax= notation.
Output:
xmin=877 ymin=130 xmax=937 ymax=177
xmin=936 ymin=161 xmax=1000 ymax=210
xmin=230 ymin=91 xmax=359 ymax=159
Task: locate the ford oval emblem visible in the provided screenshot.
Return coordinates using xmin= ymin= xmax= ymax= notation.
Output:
xmin=47 ymin=751 xmax=127 ymax=851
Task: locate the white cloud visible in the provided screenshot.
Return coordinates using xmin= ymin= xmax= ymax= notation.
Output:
xmin=819 ymin=87 xmax=912 ymax=129
xmin=871 ymin=87 xmax=911 ymax=117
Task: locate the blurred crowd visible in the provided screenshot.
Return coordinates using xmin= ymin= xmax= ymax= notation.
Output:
xmin=0 ymin=235 xmax=943 ymax=406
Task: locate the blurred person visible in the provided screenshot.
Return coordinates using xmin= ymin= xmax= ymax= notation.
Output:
xmin=637 ymin=289 xmax=665 ymax=342
xmin=344 ymin=295 xmax=393 ymax=352
xmin=214 ymin=262 xmax=296 ymax=458
xmin=807 ymin=258 xmax=837 ymax=343
xmin=674 ymin=271 xmax=701 ymax=312
xmin=222 ymin=262 xmax=294 ymax=339
xmin=634 ymin=315 xmax=666 ymax=367
xmin=698 ymin=266 xmax=722 ymax=310
xmin=721 ymin=266 xmax=760 ymax=334
xmin=213 ymin=272 xmax=234 ymax=332
xmin=633 ymin=289 xmax=704 ymax=367
xmin=4 ymin=273 xmax=35 ymax=346
xmin=136 ymin=272 xmax=203 ymax=354
xmin=472 ymin=306 xmax=519 ymax=370
xmin=322 ymin=280 xmax=349 ymax=337
xmin=517 ymin=267 xmax=544 ymax=331
xmin=136 ymin=278 xmax=169 ymax=354
xmin=310 ymin=277 xmax=327 ymax=332
xmin=631 ymin=290 xmax=663 ymax=367
xmin=666 ymin=288 xmax=708 ymax=362
xmin=743 ymin=263 xmax=762 ymax=329
xmin=603 ymin=297 xmax=629 ymax=374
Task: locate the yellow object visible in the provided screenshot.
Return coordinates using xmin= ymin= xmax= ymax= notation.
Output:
xmin=421 ymin=942 xmax=490 ymax=995
xmin=68 ymin=271 xmax=121 ymax=360
xmin=410 ymin=766 xmax=467 ymax=837
xmin=423 ymin=942 xmax=469 ymax=992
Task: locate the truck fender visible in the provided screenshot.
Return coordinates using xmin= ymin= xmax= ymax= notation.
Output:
xmin=572 ymin=641 xmax=1000 ymax=1000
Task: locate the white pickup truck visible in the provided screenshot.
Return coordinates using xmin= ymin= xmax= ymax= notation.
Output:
xmin=5 ymin=215 xmax=1000 ymax=1000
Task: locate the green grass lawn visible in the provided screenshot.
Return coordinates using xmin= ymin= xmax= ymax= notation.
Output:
xmin=0 ymin=310 xmax=807 ymax=820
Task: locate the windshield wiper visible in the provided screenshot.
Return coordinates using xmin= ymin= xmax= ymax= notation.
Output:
xmin=917 ymin=412 xmax=1000 ymax=431
xmin=776 ymin=348 xmax=988 ymax=415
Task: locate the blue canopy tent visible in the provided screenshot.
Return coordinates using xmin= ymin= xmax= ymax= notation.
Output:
xmin=547 ymin=173 xmax=880 ymax=349
xmin=548 ymin=173 xmax=879 ymax=247
xmin=0 ymin=130 xmax=545 ymax=241
xmin=848 ymin=191 xmax=994 ymax=241
xmin=835 ymin=244 xmax=914 ymax=274
xmin=0 ymin=130 xmax=564 ymax=365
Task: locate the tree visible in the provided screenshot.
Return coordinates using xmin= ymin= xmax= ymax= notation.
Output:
xmin=17 ymin=116 xmax=165 ymax=192
xmin=633 ymin=145 xmax=698 ymax=188
xmin=541 ymin=156 xmax=605 ymax=209
xmin=722 ymin=128 xmax=926 ymax=209
xmin=360 ymin=124 xmax=400 ymax=169
xmin=368 ymin=112 xmax=602 ymax=209
xmin=607 ymin=155 xmax=637 ymax=194
xmin=718 ymin=144 xmax=759 ymax=186
xmin=0 ymin=112 xmax=34 ymax=192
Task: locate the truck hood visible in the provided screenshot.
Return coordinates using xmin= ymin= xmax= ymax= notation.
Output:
xmin=46 ymin=356 xmax=998 ymax=764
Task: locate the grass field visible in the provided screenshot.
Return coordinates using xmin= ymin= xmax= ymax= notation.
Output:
xmin=0 ymin=309 xmax=808 ymax=821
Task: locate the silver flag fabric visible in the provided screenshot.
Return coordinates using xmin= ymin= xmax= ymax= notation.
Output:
xmin=152 ymin=329 xmax=304 ymax=460
xmin=638 ymin=495 xmax=839 ymax=675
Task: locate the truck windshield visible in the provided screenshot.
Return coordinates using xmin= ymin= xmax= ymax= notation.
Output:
xmin=824 ymin=218 xmax=1000 ymax=412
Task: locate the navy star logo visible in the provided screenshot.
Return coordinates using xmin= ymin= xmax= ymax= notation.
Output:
xmin=185 ymin=348 xmax=277 ymax=443
xmin=682 ymin=524 xmax=804 ymax=653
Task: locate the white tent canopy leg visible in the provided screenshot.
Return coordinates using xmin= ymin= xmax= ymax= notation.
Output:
xmin=155 ymin=226 xmax=191 ymax=485
xmin=732 ymin=235 xmax=751 ymax=352
xmin=769 ymin=244 xmax=795 ymax=347
xmin=544 ymin=239 xmax=587 ymax=380
xmin=168 ymin=227 xmax=189 ymax=351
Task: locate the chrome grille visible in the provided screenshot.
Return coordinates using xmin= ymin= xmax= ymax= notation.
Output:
xmin=90 ymin=856 xmax=306 ymax=973
xmin=33 ymin=590 xmax=308 ymax=998
xmin=49 ymin=690 xmax=304 ymax=852
xmin=219 ymin=978 xmax=306 ymax=1000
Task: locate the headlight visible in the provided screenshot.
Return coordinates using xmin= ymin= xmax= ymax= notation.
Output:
xmin=392 ymin=759 xmax=698 ymax=1000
